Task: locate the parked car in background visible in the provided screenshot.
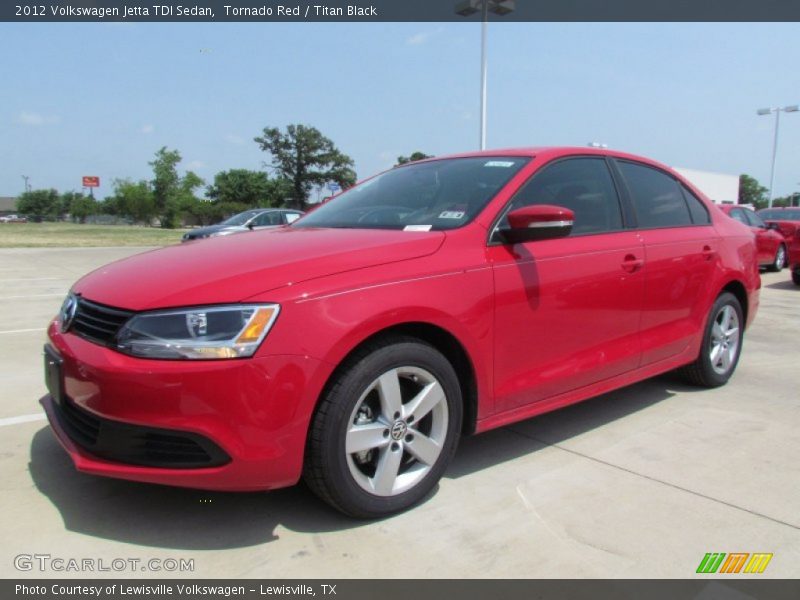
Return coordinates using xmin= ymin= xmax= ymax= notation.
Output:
xmin=42 ymin=147 xmax=760 ymax=518
xmin=182 ymin=208 xmax=304 ymax=242
xmin=719 ymin=205 xmax=786 ymax=271
xmin=0 ymin=214 xmax=27 ymax=223
xmin=759 ymin=207 xmax=800 ymax=284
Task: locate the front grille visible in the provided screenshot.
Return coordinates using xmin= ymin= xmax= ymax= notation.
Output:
xmin=54 ymin=397 xmax=231 ymax=469
xmin=71 ymin=297 xmax=134 ymax=346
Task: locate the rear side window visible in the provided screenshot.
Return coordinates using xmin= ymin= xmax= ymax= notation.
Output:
xmin=728 ymin=208 xmax=749 ymax=225
xmin=680 ymin=185 xmax=711 ymax=224
xmin=501 ymin=157 xmax=623 ymax=235
xmin=743 ymin=210 xmax=766 ymax=228
xmin=284 ymin=212 xmax=302 ymax=224
xmin=618 ymin=161 xmax=692 ymax=228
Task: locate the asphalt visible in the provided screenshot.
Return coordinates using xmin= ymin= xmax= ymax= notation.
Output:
xmin=0 ymin=246 xmax=798 ymax=578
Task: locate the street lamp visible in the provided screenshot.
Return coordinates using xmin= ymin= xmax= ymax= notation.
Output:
xmin=21 ymin=175 xmax=31 ymax=193
xmin=455 ymin=0 xmax=516 ymax=150
xmin=756 ymin=104 xmax=799 ymax=208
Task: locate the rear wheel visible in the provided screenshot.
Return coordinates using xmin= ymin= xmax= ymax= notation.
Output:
xmin=680 ymin=292 xmax=744 ymax=387
xmin=304 ymin=337 xmax=462 ymax=518
xmin=769 ymin=244 xmax=786 ymax=272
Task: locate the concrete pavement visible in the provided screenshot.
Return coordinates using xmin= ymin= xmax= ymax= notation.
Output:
xmin=1 ymin=247 xmax=797 ymax=578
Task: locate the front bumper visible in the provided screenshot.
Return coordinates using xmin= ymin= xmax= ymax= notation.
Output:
xmin=43 ymin=321 xmax=331 ymax=491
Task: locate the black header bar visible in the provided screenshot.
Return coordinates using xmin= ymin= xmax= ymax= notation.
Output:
xmin=4 ymin=0 xmax=800 ymax=22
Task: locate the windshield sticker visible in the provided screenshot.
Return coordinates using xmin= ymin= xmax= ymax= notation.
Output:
xmin=404 ymin=224 xmax=433 ymax=232
xmin=484 ymin=160 xmax=516 ymax=168
xmin=438 ymin=211 xmax=465 ymax=219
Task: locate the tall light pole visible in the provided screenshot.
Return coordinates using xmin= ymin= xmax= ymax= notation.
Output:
xmin=757 ymin=105 xmax=799 ymax=208
xmin=455 ymin=0 xmax=515 ymax=150
xmin=21 ymin=175 xmax=31 ymax=193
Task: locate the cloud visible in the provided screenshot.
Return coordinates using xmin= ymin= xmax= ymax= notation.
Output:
xmin=17 ymin=111 xmax=59 ymax=126
xmin=225 ymin=134 xmax=244 ymax=145
xmin=141 ymin=124 xmax=154 ymax=134
xmin=406 ymin=27 xmax=444 ymax=46
xmin=186 ymin=160 xmax=207 ymax=170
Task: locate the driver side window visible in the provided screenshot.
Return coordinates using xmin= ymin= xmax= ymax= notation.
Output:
xmin=499 ymin=158 xmax=624 ymax=236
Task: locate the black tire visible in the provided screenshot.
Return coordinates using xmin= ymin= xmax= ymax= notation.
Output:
xmin=768 ymin=244 xmax=787 ymax=272
xmin=792 ymin=268 xmax=800 ymax=286
xmin=679 ymin=292 xmax=744 ymax=388
xmin=304 ymin=336 xmax=462 ymax=518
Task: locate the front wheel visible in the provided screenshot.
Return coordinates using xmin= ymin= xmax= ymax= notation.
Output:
xmin=679 ymin=292 xmax=744 ymax=387
xmin=769 ymin=244 xmax=787 ymax=272
xmin=304 ymin=337 xmax=462 ymax=518
xmin=792 ymin=268 xmax=800 ymax=286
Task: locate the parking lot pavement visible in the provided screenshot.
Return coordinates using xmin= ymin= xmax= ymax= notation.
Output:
xmin=1 ymin=247 xmax=798 ymax=579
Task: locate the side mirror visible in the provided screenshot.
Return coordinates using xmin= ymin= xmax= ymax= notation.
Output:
xmin=498 ymin=205 xmax=574 ymax=244
xmin=247 ymin=222 xmax=255 ymax=230
xmin=766 ymin=222 xmax=779 ymax=231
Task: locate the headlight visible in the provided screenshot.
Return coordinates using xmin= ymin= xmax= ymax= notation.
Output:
xmin=116 ymin=304 xmax=280 ymax=360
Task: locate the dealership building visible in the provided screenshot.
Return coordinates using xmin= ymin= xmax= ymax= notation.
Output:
xmin=673 ymin=168 xmax=739 ymax=204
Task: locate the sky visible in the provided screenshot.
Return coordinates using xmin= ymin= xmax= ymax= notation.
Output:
xmin=2 ymin=22 xmax=799 ymax=199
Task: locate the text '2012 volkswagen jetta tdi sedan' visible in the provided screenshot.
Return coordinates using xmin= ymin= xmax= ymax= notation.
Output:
xmin=42 ymin=147 xmax=760 ymax=518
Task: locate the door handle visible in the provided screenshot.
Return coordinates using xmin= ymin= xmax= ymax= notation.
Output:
xmin=702 ymin=245 xmax=716 ymax=261
xmin=621 ymin=254 xmax=644 ymax=273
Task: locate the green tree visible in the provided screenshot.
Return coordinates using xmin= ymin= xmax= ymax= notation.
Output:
xmin=58 ymin=191 xmax=79 ymax=218
xmin=148 ymin=147 xmax=205 ymax=228
xmin=396 ymin=151 xmax=433 ymax=166
xmin=149 ymin=147 xmax=186 ymax=228
xmin=770 ymin=195 xmax=796 ymax=208
xmin=254 ymin=124 xmax=356 ymax=210
xmin=207 ymin=169 xmax=292 ymax=208
xmin=738 ymin=174 xmax=769 ymax=209
xmin=17 ymin=189 xmax=60 ymax=220
xmin=66 ymin=193 xmax=99 ymax=224
xmin=111 ymin=179 xmax=157 ymax=225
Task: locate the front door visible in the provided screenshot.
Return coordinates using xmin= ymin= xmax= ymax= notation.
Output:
xmin=488 ymin=157 xmax=645 ymax=412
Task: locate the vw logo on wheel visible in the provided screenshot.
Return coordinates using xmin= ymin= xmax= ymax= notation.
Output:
xmin=390 ymin=420 xmax=407 ymax=440
xmin=60 ymin=295 xmax=78 ymax=333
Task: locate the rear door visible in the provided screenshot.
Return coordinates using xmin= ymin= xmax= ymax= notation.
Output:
xmin=488 ymin=157 xmax=645 ymax=411
xmin=614 ymin=160 xmax=720 ymax=366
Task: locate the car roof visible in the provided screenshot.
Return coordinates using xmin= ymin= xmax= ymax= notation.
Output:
xmin=717 ymin=205 xmax=750 ymax=214
xmin=408 ymin=146 xmax=675 ymax=172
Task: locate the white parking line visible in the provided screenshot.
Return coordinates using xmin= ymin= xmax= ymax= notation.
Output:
xmin=0 ymin=277 xmax=62 ymax=282
xmin=0 ymin=293 xmax=64 ymax=300
xmin=0 ymin=328 xmax=46 ymax=334
xmin=0 ymin=413 xmax=47 ymax=427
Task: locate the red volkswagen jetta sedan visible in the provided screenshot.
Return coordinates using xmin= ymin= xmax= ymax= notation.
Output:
xmin=42 ymin=148 xmax=760 ymax=517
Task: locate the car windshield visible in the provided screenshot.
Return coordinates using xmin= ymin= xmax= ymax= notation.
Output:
xmin=293 ymin=156 xmax=530 ymax=231
xmin=220 ymin=210 xmax=262 ymax=226
xmin=759 ymin=208 xmax=800 ymax=221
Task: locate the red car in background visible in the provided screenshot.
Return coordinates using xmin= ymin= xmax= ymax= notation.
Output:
xmin=758 ymin=207 xmax=800 ymax=285
xmin=42 ymin=147 xmax=760 ymax=517
xmin=719 ymin=205 xmax=787 ymax=272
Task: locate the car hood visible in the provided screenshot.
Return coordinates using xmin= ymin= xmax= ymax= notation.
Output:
xmin=73 ymin=227 xmax=446 ymax=310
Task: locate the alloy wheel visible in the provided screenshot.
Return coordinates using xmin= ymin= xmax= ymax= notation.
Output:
xmin=709 ymin=304 xmax=740 ymax=375
xmin=345 ymin=366 xmax=449 ymax=497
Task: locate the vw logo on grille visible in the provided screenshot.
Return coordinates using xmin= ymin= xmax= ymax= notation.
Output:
xmin=60 ymin=295 xmax=78 ymax=333
xmin=390 ymin=420 xmax=407 ymax=441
